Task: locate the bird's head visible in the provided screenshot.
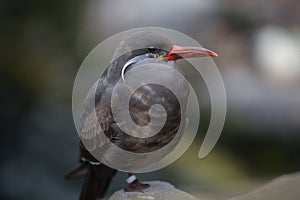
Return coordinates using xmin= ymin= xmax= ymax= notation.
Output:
xmin=107 ymin=31 xmax=218 ymax=82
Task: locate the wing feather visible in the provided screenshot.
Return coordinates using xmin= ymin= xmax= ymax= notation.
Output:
xmin=79 ymin=79 xmax=115 ymax=152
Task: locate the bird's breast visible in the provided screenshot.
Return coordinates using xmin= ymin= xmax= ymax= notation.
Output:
xmin=112 ymin=80 xmax=189 ymax=153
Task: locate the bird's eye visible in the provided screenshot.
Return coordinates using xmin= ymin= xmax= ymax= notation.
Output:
xmin=146 ymin=53 xmax=158 ymax=58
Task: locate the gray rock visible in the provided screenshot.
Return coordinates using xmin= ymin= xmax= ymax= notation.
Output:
xmin=108 ymin=181 xmax=198 ymax=200
xmin=230 ymin=172 xmax=300 ymax=200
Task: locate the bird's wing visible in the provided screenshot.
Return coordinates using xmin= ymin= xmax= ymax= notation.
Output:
xmin=79 ymin=79 xmax=115 ymax=153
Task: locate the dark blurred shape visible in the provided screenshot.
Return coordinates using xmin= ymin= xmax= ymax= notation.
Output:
xmin=0 ymin=0 xmax=84 ymax=199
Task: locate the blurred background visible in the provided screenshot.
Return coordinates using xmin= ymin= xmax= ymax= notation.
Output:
xmin=1 ymin=0 xmax=300 ymax=199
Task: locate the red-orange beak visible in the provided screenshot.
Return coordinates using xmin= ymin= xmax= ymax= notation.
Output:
xmin=166 ymin=45 xmax=218 ymax=61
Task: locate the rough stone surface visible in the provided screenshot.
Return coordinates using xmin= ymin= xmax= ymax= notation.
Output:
xmin=108 ymin=172 xmax=300 ymax=200
xmin=108 ymin=181 xmax=198 ymax=200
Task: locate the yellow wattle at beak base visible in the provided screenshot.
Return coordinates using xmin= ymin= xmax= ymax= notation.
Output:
xmin=155 ymin=55 xmax=166 ymax=60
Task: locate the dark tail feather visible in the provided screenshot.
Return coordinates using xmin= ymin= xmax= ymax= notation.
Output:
xmin=64 ymin=164 xmax=88 ymax=180
xmin=79 ymin=164 xmax=116 ymax=200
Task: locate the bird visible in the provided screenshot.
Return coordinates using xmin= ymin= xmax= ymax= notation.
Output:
xmin=64 ymin=31 xmax=218 ymax=200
